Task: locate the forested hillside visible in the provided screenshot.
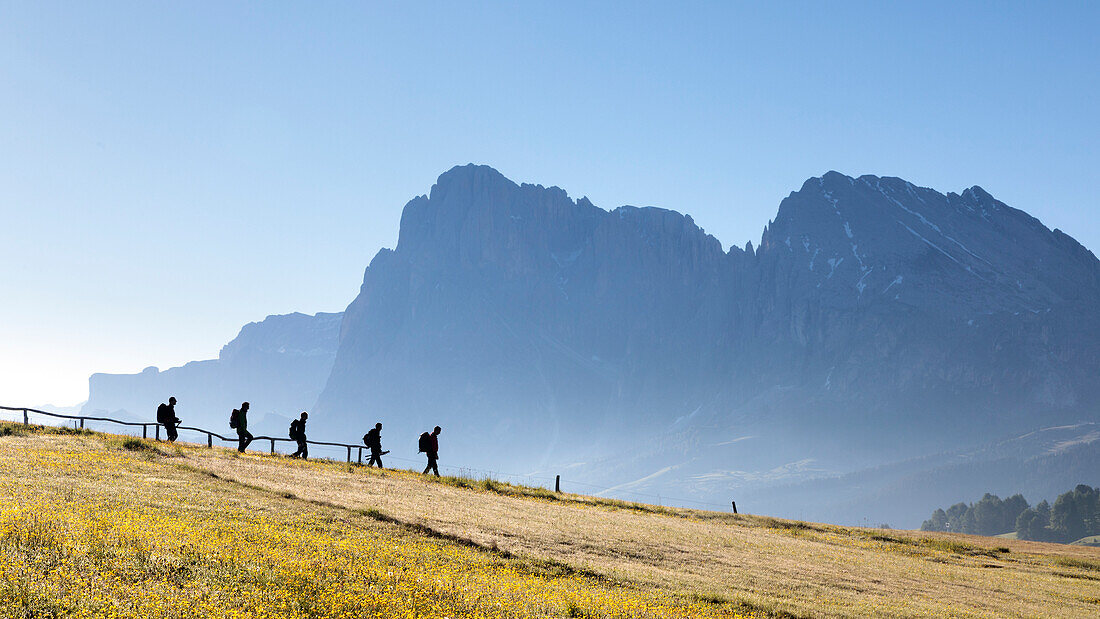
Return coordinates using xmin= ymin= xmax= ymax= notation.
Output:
xmin=921 ymin=485 xmax=1100 ymax=543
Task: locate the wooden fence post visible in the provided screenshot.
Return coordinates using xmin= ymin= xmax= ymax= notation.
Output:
xmin=155 ymin=424 xmax=160 ymax=441
xmin=555 ymin=475 xmax=560 ymax=493
xmin=143 ymin=425 xmax=147 ymax=439
xmin=79 ymin=418 xmax=84 ymax=430
xmin=23 ymin=409 xmax=28 ymax=426
xmin=731 ymin=501 xmax=737 ymax=514
xmin=207 ymin=433 xmax=213 ymax=448
xmin=270 ymin=438 xmax=275 ymax=455
xmin=346 ymin=446 xmax=351 ymax=463
xmin=357 ymin=446 xmax=363 ymax=465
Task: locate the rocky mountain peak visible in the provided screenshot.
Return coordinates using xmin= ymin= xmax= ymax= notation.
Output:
xmin=427 ymin=163 xmax=518 ymax=202
xmin=759 ymin=171 xmax=1100 ymax=316
xmin=395 ymin=165 xmax=603 ymax=268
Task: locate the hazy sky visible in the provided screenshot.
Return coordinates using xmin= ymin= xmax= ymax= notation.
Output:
xmin=2 ymin=1 xmax=1097 ymax=406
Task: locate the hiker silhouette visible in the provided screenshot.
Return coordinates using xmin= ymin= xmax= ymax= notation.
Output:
xmin=230 ymin=402 xmax=253 ymax=453
xmin=419 ymin=426 xmax=441 ymax=476
xmin=156 ymin=397 xmax=180 ymax=442
xmin=363 ymin=422 xmax=386 ymax=468
xmin=290 ymin=412 xmax=308 ymax=459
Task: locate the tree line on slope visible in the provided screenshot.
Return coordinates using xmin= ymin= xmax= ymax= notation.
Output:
xmin=920 ymin=485 xmax=1100 ymax=543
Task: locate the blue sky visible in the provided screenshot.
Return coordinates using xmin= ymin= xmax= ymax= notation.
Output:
xmin=1 ymin=1 xmax=1098 ymax=405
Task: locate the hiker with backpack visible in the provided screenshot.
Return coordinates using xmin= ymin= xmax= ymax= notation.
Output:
xmin=289 ymin=411 xmax=308 ymax=459
xmin=363 ymin=422 xmax=387 ymax=468
xmin=229 ymin=401 xmax=253 ymax=453
xmin=419 ymin=426 xmax=441 ymax=476
xmin=156 ymin=396 xmax=180 ymax=442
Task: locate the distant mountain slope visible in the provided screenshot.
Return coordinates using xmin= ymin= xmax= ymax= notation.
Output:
xmin=83 ymin=312 xmax=341 ymax=428
xmin=742 ymin=423 xmax=1100 ymax=528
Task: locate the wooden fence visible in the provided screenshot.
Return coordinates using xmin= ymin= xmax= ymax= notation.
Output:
xmin=0 ymin=405 xmax=371 ymax=463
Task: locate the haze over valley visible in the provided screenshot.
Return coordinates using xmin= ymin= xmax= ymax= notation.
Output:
xmin=82 ymin=164 xmax=1100 ymax=527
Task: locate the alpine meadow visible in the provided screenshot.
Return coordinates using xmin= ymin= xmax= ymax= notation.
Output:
xmin=2 ymin=424 xmax=1098 ymax=618
xmin=3 ymin=3 xmax=1100 ymax=618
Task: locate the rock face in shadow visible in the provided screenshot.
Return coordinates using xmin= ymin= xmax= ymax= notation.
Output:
xmin=316 ymin=166 xmax=741 ymax=464
xmin=83 ymin=312 xmax=342 ymax=430
xmin=313 ymin=165 xmax=1100 ymax=481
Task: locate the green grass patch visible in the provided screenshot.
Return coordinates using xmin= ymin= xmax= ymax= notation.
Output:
xmin=757 ymin=516 xmax=828 ymax=534
xmin=919 ymin=538 xmax=1007 ymax=558
xmin=0 ymin=422 xmax=94 ymax=438
xmin=1054 ymin=556 xmax=1100 ymax=572
xmin=423 ymin=472 xmax=679 ymax=517
xmin=118 ymin=438 xmax=168 ymax=457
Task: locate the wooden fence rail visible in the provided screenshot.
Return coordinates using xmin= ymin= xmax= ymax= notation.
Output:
xmin=0 ymin=405 xmax=365 ymax=463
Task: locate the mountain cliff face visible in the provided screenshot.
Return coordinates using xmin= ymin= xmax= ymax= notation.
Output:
xmin=316 ymin=166 xmax=743 ymax=464
xmin=84 ymin=312 xmax=341 ymax=428
xmin=313 ymin=165 xmax=1100 ymax=489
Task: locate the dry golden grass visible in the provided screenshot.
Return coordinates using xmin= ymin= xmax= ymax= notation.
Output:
xmin=180 ymin=438 xmax=1100 ymax=617
xmin=2 ymin=423 xmax=1098 ymax=617
xmin=0 ymin=425 xmax=754 ymax=618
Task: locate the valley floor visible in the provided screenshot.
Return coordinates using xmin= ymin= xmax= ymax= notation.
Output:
xmin=1 ymin=424 xmax=1097 ymax=618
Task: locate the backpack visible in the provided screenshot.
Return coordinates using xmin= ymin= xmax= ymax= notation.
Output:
xmin=289 ymin=419 xmax=300 ymax=438
xmin=364 ymin=428 xmax=379 ymax=449
xmin=229 ymin=409 xmax=239 ymax=429
xmin=418 ymin=431 xmax=432 ymax=453
xmin=156 ymin=403 xmax=170 ymax=424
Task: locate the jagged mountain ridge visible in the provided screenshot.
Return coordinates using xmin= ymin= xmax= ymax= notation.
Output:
xmin=764 ymin=172 xmax=1098 ymax=315
xmin=84 ymin=312 xmax=342 ymax=429
xmin=738 ymin=172 xmax=1100 ymax=430
xmin=314 ymin=165 xmax=1100 ymax=481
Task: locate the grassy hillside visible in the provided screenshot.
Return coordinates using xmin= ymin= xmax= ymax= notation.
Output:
xmin=1 ymin=424 xmax=1098 ymax=618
